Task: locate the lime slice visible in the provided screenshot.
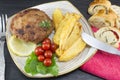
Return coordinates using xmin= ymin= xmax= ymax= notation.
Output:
xmin=8 ymin=36 xmax=36 ymax=57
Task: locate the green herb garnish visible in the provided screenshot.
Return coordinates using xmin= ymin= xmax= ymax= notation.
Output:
xmin=39 ymin=20 xmax=51 ymax=28
xmin=24 ymin=52 xmax=59 ymax=76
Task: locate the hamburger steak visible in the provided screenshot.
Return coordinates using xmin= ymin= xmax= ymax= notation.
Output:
xmin=10 ymin=8 xmax=54 ymax=43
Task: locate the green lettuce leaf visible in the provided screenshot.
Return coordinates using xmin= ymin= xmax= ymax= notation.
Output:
xmin=24 ymin=52 xmax=38 ymax=75
xmin=47 ymin=55 xmax=58 ymax=76
xmin=24 ymin=52 xmax=59 ymax=76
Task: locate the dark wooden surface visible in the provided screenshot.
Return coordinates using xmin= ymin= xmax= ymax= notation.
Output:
xmin=1 ymin=0 xmax=119 ymax=80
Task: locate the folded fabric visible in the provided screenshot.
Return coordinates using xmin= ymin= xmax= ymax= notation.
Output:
xmin=80 ymin=27 xmax=120 ymax=80
xmin=80 ymin=50 xmax=120 ymax=80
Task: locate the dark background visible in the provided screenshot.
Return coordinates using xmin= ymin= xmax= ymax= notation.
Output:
xmin=1 ymin=0 xmax=119 ymax=80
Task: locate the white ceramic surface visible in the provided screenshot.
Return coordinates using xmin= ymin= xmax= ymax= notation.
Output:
xmin=6 ymin=1 xmax=97 ymax=78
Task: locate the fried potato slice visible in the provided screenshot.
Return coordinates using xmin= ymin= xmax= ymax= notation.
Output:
xmin=72 ymin=13 xmax=82 ymax=20
xmin=62 ymin=22 xmax=82 ymax=51
xmin=59 ymin=14 xmax=81 ymax=55
xmin=52 ymin=8 xmax=64 ymax=30
xmin=55 ymin=48 xmax=64 ymax=57
xmin=59 ymin=14 xmax=77 ymax=55
xmin=56 ymin=22 xmax=82 ymax=57
xmin=59 ymin=37 xmax=86 ymax=61
xmin=53 ymin=13 xmax=70 ymax=45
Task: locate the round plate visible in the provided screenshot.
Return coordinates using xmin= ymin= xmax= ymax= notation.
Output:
xmin=6 ymin=1 xmax=97 ymax=78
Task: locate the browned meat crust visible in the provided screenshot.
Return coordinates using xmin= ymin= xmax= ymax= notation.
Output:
xmin=10 ymin=8 xmax=54 ymax=43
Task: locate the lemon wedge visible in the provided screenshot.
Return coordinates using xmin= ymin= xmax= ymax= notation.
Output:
xmin=8 ymin=36 xmax=36 ymax=57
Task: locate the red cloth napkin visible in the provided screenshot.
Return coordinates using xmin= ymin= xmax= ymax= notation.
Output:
xmin=80 ymin=27 xmax=120 ymax=80
xmin=80 ymin=50 xmax=120 ymax=80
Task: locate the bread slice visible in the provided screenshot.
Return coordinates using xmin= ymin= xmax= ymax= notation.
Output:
xmin=111 ymin=5 xmax=120 ymax=29
xmin=88 ymin=9 xmax=117 ymax=28
xmin=88 ymin=0 xmax=111 ymax=15
xmin=111 ymin=5 xmax=120 ymax=17
xmin=116 ymin=17 xmax=120 ymax=29
xmin=95 ymin=27 xmax=120 ymax=48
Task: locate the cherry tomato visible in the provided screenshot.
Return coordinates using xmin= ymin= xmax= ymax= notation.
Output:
xmin=42 ymin=43 xmax=51 ymax=50
xmin=50 ymin=43 xmax=58 ymax=52
xmin=44 ymin=50 xmax=53 ymax=58
xmin=35 ymin=46 xmax=44 ymax=56
xmin=43 ymin=58 xmax=52 ymax=67
xmin=42 ymin=38 xmax=51 ymax=44
xmin=38 ymin=55 xmax=45 ymax=62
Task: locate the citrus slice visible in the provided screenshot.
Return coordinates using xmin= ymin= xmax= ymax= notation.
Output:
xmin=8 ymin=36 xmax=36 ymax=57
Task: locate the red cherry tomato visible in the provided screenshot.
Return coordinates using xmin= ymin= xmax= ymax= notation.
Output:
xmin=42 ymin=38 xmax=51 ymax=44
xmin=42 ymin=43 xmax=51 ymax=50
xmin=43 ymin=58 xmax=52 ymax=67
xmin=50 ymin=43 xmax=58 ymax=52
xmin=35 ymin=46 xmax=44 ymax=56
xmin=44 ymin=50 xmax=53 ymax=58
xmin=38 ymin=55 xmax=45 ymax=62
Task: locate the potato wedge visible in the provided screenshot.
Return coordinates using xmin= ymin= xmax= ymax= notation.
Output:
xmin=72 ymin=13 xmax=82 ymax=20
xmin=59 ymin=14 xmax=81 ymax=55
xmin=55 ymin=48 xmax=64 ymax=57
xmin=59 ymin=37 xmax=86 ymax=61
xmin=52 ymin=8 xmax=64 ymax=30
xmin=53 ymin=13 xmax=70 ymax=45
xmin=62 ymin=22 xmax=82 ymax=50
xmin=59 ymin=14 xmax=77 ymax=55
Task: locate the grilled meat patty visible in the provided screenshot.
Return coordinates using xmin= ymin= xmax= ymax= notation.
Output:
xmin=10 ymin=8 xmax=54 ymax=43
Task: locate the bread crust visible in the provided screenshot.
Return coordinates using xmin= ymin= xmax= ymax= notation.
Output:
xmin=88 ymin=0 xmax=111 ymax=15
xmin=111 ymin=5 xmax=120 ymax=29
xmin=111 ymin=5 xmax=120 ymax=17
xmin=88 ymin=9 xmax=117 ymax=28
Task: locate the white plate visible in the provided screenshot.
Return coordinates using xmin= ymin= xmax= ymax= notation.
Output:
xmin=6 ymin=1 xmax=97 ymax=78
